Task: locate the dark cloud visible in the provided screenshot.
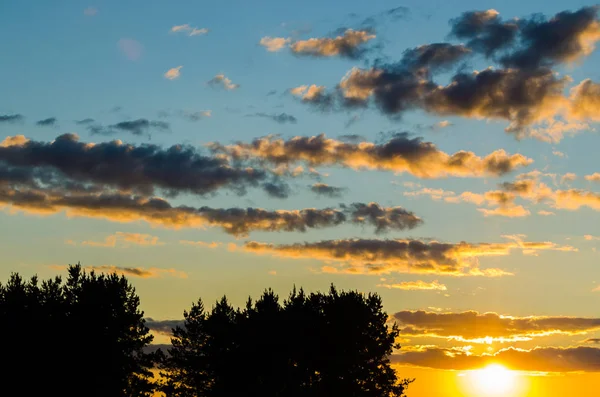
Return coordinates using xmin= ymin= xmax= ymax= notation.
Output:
xmin=75 ymin=118 xmax=95 ymax=125
xmin=342 ymin=202 xmax=423 ymax=233
xmin=585 ymin=339 xmax=600 ymax=344
xmin=266 ymin=90 xmax=277 ymax=96
xmin=209 ymin=133 xmax=532 ymax=178
xmin=449 ymin=10 xmax=519 ymax=56
xmin=392 ymin=310 xmax=600 ymax=342
xmin=250 ymin=112 xmax=298 ymax=124
xmin=449 ymin=7 xmax=600 ymax=69
xmin=391 ymin=346 xmax=600 ymax=373
xmin=501 ymin=6 xmax=600 ymax=69
xmin=0 ymin=133 xmax=268 ymax=197
xmin=89 ymin=119 xmax=170 ymax=136
xmin=197 ymin=206 xmax=346 ymax=236
xmin=0 ymin=182 xmax=384 ymax=237
xmin=145 ymin=318 xmax=183 ymax=336
xmin=397 ymin=43 xmax=471 ymax=73
xmin=0 ymin=114 xmax=25 ymax=124
xmin=423 ymin=67 xmax=568 ymax=132
xmin=262 ymin=181 xmax=291 ymax=199
xmin=310 ymin=183 xmax=346 ymax=198
xmin=36 ymin=117 xmax=57 ymax=127
xmin=241 ymin=236 xmax=573 ymax=276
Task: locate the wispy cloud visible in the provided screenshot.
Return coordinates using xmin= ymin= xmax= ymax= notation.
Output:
xmin=171 ymin=24 xmax=209 ymax=36
xmin=378 ymin=280 xmax=447 ymax=291
xmin=35 ymin=117 xmax=57 ymax=127
xmin=73 ymin=232 xmax=164 ymax=248
xmin=207 ymin=74 xmax=239 ymax=90
xmin=164 ymin=66 xmax=182 ymax=80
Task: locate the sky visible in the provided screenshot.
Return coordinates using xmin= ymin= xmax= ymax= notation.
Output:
xmin=1 ymin=1 xmax=600 ymax=396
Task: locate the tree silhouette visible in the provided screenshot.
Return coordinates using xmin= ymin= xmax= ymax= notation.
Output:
xmin=0 ymin=264 xmax=156 ymax=397
xmin=160 ymin=285 xmax=413 ymax=397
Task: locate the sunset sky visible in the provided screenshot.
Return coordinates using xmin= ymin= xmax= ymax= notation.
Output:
xmin=1 ymin=1 xmax=600 ymax=396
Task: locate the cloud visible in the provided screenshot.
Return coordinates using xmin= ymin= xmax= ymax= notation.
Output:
xmin=585 ymin=173 xmax=600 ymax=182
xmin=537 ymin=210 xmax=555 ymax=216
xmin=449 ymin=9 xmax=518 ymax=57
xmin=207 ymin=74 xmax=239 ymax=90
xmin=0 ymin=133 xmax=269 ymax=197
xmin=378 ymin=280 xmax=447 ymax=291
xmin=501 ymin=7 xmax=600 ymax=69
xmin=51 ymin=264 xmax=187 ymax=279
xmin=164 ymin=66 xmax=182 ymax=80
xmin=117 ymin=38 xmax=143 ymax=61
xmin=249 ymin=112 xmax=297 ymax=124
xmin=259 ymin=36 xmax=291 ymax=52
xmin=0 ymin=170 xmax=420 ymax=237
xmin=584 ymin=235 xmax=600 ymax=241
xmin=171 ymin=24 xmax=208 ymax=36
xmin=78 ymin=232 xmax=163 ymax=247
xmin=179 ymin=240 xmax=221 ymax=248
xmin=180 ymin=110 xmax=212 ymax=121
xmin=392 ymin=310 xmax=600 ymax=343
xmin=287 ymin=8 xmax=600 ymax=138
xmin=36 ymin=118 xmax=57 ymax=127
xmin=75 ymin=118 xmax=95 ymax=125
xmin=89 ymin=119 xmax=169 ymax=137
xmin=83 ymin=7 xmax=98 ymax=16
xmin=403 ymin=175 xmax=600 ymax=218
xmin=310 ymin=183 xmax=346 ymax=198
xmin=0 ymin=135 xmax=29 ymax=147
xmin=585 ymin=339 xmax=600 ymax=344
xmin=552 ymin=150 xmax=566 ymax=158
xmin=289 ymin=29 xmax=376 ymax=59
xmin=238 ymin=235 xmax=574 ymax=277
xmin=341 ymin=202 xmax=423 ymax=233
xmin=209 ymin=133 xmax=532 ymax=179
xmin=570 ymin=79 xmax=600 ymax=122
xmin=398 ymin=43 xmax=472 ymax=72
xmin=0 ymin=114 xmax=24 ymax=124
xmin=391 ymin=346 xmax=600 ymax=373
xmin=560 ymin=173 xmax=577 ymax=185
xmin=290 ymin=85 xmax=333 ymax=108
xmin=145 ymin=318 xmax=184 ymax=336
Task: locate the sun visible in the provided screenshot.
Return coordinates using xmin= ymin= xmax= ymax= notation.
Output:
xmin=471 ymin=364 xmax=517 ymax=395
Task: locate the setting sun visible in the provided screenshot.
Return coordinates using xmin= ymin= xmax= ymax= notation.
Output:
xmin=471 ymin=365 xmax=517 ymax=395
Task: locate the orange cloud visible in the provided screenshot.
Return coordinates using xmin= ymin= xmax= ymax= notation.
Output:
xmin=210 ymin=134 xmax=532 ymax=179
xmin=290 ymin=29 xmax=375 ymax=58
xmin=391 ymin=345 xmax=600 ymax=373
xmin=393 ymin=310 xmax=600 ymax=343
xmin=378 ymin=280 xmax=447 ymax=291
xmin=238 ymin=235 xmax=574 ymax=277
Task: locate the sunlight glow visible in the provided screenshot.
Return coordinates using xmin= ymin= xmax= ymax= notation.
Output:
xmin=471 ymin=364 xmax=517 ymax=395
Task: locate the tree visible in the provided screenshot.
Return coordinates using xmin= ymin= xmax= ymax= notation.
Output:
xmin=0 ymin=264 xmax=156 ymax=397
xmin=160 ymin=285 xmax=413 ymax=397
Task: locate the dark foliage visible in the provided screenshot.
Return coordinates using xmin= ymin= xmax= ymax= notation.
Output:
xmin=0 ymin=264 xmax=156 ymax=397
xmin=159 ymin=285 xmax=413 ymax=397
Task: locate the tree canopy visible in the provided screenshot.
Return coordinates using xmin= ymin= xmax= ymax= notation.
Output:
xmin=0 ymin=264 xmax=156 ymax=397
xmin=159 ymin=285 xmax=413 ymax=397
xmin=0 ymin=266 xmax=412 ymax=396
